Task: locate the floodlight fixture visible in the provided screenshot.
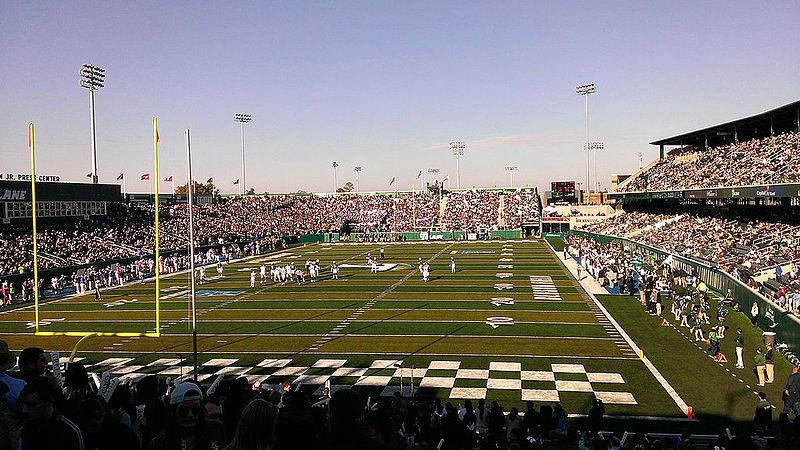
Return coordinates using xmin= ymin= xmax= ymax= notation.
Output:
xmin=79 ymin=64 xmax=106 ymax=184
xmin=234 ymin=113 xmax=252 ymax=194
xmin=449 ymin=141 xmax=465 ymax=188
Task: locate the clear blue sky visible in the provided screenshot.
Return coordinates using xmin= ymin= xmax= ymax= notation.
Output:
xmin=2 ymin=1 xmax=798 ymax=193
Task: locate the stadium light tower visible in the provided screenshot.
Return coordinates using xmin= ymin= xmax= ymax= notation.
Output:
xmin=354 ymin=166 xmax=362 ymax=192
xmin=427 ymin=168 xmax=440 ymax=192
xmin=585 ymin=142 xmax=604 ymax=192
xmin=505 ymin=166 xmax=518 ymax=188
xmin=576 ymin=83 xmax=596 ymax=203
xmin=332 ymin=161 xmax=339 ymax=192
xmin=79 ymin=64 xmax=105 ymax=184
xmin=234 ymin=113 xmax=252 ymax=195
xmin=449 ymin=141 xmax=465 ymax=189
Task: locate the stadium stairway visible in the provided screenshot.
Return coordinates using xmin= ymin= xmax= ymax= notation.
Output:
xmin=497 ymin=194 xmax=506 ymax=228
xmin=438 ymin=195 xmax=448 ymax=228
xmin=92 ymin=235 xmax=139 ymax=256
xmin=37 ymin=251 xmax=69 ymax=267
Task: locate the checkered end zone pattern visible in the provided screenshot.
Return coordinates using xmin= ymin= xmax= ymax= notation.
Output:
xmin=90 ymin=357 xmax=636 ymax=405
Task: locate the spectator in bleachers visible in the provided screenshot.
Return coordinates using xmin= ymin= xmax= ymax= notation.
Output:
xmin=224 ymin=398 xmax=276 ymax=450
xmin=15 ymin=347 xmax=46 ymax=383
xmin=148 ymin=382 xmax=218 ymax=450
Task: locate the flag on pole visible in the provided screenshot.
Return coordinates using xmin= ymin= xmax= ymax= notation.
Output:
xmin=416 ymin=170 xmax=423 ymax=179
xmin=164 ymin=175 xmax=173 ymax=182
xmin=206 ymin=177 xmax=213 ymax=183
xmin=116 ymin=173 xmax=124 ymax=181
xmin=389 ymin=177 xmax=395 ymax=186
xmin=141 ymin=173 xmax=151 ymax=181
xmin=233 ymin=179 xmax=240 ymax=185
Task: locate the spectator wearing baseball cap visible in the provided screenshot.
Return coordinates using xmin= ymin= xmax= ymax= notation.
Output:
xmin=148 ymin=382 xmax=218 ymax=450
xmin=0 ymin=339 xmax=25 ymax=415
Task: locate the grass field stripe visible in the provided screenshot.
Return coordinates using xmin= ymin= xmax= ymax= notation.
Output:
xmin=545 ymin=239 xmax=690 ymax=415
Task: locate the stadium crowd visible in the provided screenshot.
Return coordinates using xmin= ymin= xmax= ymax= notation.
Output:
xmin=617 ymin=132 xmax=800 ymax=193
xmin=578 ymin=207 xmax=800 ymax=277
xmin=577 ymin=205 xmax=800 ymax=317
xmin=1 ymin=339 xmax=785 ymax=450
xmin=0 ymin=190 xmax=539 ymax=277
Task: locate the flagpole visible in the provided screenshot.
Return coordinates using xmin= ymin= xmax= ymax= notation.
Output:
xmin=29 ymin=123 xmax=40 ymax=334
xmin=186 ymin=129 xmax=198 ymax=381
xmin=153 ymin=117 xmax=161 ymax=337
xmin=122 ymin=175 xmax=126 ymax=200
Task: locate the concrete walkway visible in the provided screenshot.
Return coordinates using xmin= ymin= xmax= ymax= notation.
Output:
xmin=558 ymin=251 xmax=609 ymax=295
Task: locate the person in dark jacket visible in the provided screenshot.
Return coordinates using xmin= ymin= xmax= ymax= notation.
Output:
xmin=19 ymin=376 xmax=84 ymax=450
xmin=74 ymin=395 xmax=140 ymax=450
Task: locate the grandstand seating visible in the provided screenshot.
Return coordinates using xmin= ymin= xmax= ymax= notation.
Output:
xmin=616 ymin=132 xmax=800 ymax=192
xmin=0 ymin=190 xmax=539 ymax=276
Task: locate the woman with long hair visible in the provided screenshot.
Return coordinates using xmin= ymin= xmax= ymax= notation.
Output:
xmin=225 ymin=399 xmax=277 ymax=450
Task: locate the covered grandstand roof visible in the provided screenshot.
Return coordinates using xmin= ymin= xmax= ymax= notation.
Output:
xmin=650 ymin=100 xmax=800 ymax=148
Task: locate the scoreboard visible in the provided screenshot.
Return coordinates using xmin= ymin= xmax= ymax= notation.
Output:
xmin=551 ymin=180 xmax=576 ymax=199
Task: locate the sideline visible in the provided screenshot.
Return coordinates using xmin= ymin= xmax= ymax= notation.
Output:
xmin=545 ymin=238 xmax=691 ymax=416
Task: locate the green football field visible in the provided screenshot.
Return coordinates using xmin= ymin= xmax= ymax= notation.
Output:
xmin=2 ymin=240 xmax=691 ymax=419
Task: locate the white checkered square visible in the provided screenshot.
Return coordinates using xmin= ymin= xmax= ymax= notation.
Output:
xmin=428 ymin=361 xmax=461 ymax=370
xmin=273 ymin=367 xmax=307 ymax=376
xmin=551 ymin=364 xmax=586 ymax=373
xmin=147 ymin=358 xmax=181 ymax=367
xmin=332 ymin=367 xmax=368 ymax=377
xmin=456 ymin=369 xmax=489 ymax=379
xmin=370 ymin=360 xmax=403 ymax=369
xmin=393 ymin=368 xmax=428 ymax=378
xmin=521 ymin=389 xmax=560 ymax=402
xmin=312 ymin=359 xmax=347 ymax=368
xmin=487 ymin=379 xmax=521 ymax=390
xmin=554 ymin=380 xmax=593 ymax=392
xmin=489 ymin=362 xmax=521 ymax=371
xmin=216 ymin=366 xmax=252 ymax=376
xmin=521 ymin=370 xmax=555 ymax=381
xmin=587 ymin=372 xmax=625 ymax=384
xmin=203 ymin=359 xmax=239 ymax=366
xmin=257 ymin=358 xmax=292 ymax=368
xmin=594 ymin=391 xmax=637 ymax=405
xmin=450 ymin=387 xmax=488 ymax=399
xmin=419 ymin=377 xmax=456 ymax=388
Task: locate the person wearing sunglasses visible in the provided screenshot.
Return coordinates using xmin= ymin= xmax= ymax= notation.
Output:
xmin=148 ymin=382 xmax=218 ymax=450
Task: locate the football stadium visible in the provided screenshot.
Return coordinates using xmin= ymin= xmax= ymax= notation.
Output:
xmin=3 ymin=3 xmax=800 ymax=449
